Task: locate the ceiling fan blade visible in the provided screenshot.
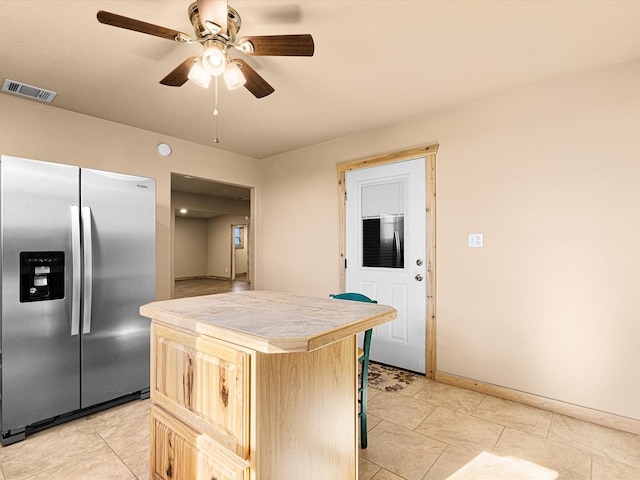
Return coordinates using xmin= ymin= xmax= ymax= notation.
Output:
xmin=235 ymin=59 xmax=274 ymax=98
xmin=97 ymin=10 xmax=191 ymax=42
xmin=197 ymin=0 xmax=227 ymax=35
xmin=238 ymin=34 xmax=314 ymax=56
xmin=160 ymin=57 xmax=199 ymax=87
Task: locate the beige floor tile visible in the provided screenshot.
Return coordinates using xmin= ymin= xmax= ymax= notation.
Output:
xmin=103 ymin=426 xmax=149 ymax=462
xmin=473 ymin=396 xmax=553 ymax=437
xmin=361 ymin=420 xmax=446 ymax=480
xmin=493 ymin=427 xmax=591 ymax=480
xmin=83 ymin=399 xmax=150 ymax=463
xmin=0 ymin=421 xmax=107 ymax=480
xmin=444 ymin=451 xmax=560 ymax=480
xmin=368 ymin=391 xmax=438 ymax=430
xmin=548 ymin=414 xmax=640 ymax=467
xmin=591 ymin=454 xmax=640 ymax=480
xmin=413 ymin=380 xmax=485 ymax=414
xmin=366 ymin=413 xmax=384 ymax=432
xmin=121 ymin=447 xmax=150 ymax=480
xmin=84 ymin=399 xmax=150 ymax=430
xmin=20 ymin=444 xmax=136 ymax=480
xmin=358 ymin=457 xmax=382 ymax=480
xmin=416 ymin=407 xmax=504 ymax=451
xmin=422 ymin=445 xmax=486 ymax=480
xmin=371 ymin=468 xmax=405 ymax=479
xmin=399 ymin=377 xmax=429 ymax=397
xmin=368 ymin=387 xmax=382 ymax=400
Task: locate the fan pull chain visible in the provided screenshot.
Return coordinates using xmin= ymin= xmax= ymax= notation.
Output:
xmin=213 ymin=76 xmax=220 ymax=143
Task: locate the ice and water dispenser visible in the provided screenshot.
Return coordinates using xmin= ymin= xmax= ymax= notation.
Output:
xmin=19 ymin=252 xmax=65 ymax=302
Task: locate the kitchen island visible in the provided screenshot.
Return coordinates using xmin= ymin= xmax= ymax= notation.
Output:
xmin=140 ymin=290 xmax=396 ymax=480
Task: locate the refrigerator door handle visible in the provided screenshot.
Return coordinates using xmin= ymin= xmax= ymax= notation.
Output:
xmin=70 ymin=206 xmax=81 ymax=336
xmin=81 ymin=206 xmax=93 ymax=334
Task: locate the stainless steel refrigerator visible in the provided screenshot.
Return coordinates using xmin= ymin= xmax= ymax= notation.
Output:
xmin=0 ymin=155 xmax=156 ymax=445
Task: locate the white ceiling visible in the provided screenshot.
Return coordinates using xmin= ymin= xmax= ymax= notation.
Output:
xmin=3 ymin=1 xmax=640 ymax=160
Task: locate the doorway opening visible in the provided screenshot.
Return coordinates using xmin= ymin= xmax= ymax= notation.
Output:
xmin=171 ymin=173 xmax=253 ymax=298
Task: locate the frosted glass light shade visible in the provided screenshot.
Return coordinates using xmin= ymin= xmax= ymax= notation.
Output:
xmin=223 ymin=62 xmax=246 ymax=90
xmin=188 ymin=59 xmax=211 ymax=88
xmin=203 ymin=43 xmax=226 ymax=76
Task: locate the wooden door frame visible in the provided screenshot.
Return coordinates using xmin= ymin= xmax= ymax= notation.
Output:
xmin=336 ymin=144 xmax=438 ymax=379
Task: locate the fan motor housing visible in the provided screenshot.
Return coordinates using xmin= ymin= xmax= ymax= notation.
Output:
xmin=187 ymin=2 xmax=241 ymax=42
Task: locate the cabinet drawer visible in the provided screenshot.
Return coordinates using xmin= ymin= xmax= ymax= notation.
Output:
xmin=151 ymin=405 xmax=250 ymax=480
xmin=151 ymin=324 xmax=250 ymax=458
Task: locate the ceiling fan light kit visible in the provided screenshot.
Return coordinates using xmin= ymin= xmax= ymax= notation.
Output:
xmin=96 ymin=0 xmax=315 ymax=99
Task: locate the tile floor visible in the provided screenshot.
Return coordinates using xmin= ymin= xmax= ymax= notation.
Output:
xmin=0 ymin=398 xmax=150 ymax=480
xmin=360 ymin=376 xmax=640 ymax=479
xmin=1 ymin=372 xmax=639 ymax=479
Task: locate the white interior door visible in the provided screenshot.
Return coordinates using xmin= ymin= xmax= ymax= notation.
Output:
xmin=346 ymin=157 xmax=427 ymax=373
xmin=231 ymin=225 xmax=237 ymax=280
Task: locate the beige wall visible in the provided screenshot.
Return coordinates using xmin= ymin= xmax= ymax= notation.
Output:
xmin=0 ymin=94 xmax=260 ymax=300
xmin=257 ymin=58 xmax=640 ymax=421
xmin=256 ymin=153 xmax=341 ymax=295
xmin=174 ymin=217 xmax=208 ymax=278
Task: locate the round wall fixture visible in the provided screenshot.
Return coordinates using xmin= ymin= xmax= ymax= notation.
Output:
xmin=157 ymin=143 xmax=172 ymax=156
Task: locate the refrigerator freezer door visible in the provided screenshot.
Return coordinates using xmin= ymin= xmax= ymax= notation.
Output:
xmin=0 ymin=156 xmax=81 ymax=431
xmin=80 ymin=169 xmax=155 ymax=407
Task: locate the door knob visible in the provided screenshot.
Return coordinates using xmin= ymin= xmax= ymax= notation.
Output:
xmin=415 ymin=274 xmax=423 ymax=281
xmin=416 ymin=259 xmax=423 ymax=266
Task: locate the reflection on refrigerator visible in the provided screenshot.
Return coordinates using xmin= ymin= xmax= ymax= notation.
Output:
xmin=362 ymin=215 xmax=404 ymax=268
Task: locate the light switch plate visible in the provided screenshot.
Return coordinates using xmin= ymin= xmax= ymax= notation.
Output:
xmin=468 ymin=233 xmax=483 ymax=248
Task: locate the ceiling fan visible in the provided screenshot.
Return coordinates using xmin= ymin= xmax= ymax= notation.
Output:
xmin=97 ymin=0 xmax=314 ymax=98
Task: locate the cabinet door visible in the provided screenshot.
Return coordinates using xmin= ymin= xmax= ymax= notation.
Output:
xmin=151 ymin=405 xmax=249 ymax=480
xmin=151 ymin=324 xmax=250 ymax=458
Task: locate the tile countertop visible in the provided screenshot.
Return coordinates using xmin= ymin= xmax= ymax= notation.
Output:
xmin=140 ymin=290 xmax=397 ymax=354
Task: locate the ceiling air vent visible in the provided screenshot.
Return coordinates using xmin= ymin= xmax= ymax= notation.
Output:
xmin=2 ymin=79 xmax=57 ymax=103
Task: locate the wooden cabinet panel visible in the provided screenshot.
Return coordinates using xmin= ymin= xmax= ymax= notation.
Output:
xmin=151 ymin=405 xmax=249 ymax=480
xmin=254 ymin=337 xmax=357 ymax=479
xmin=151 ymin=324 xmax=250 ymax=458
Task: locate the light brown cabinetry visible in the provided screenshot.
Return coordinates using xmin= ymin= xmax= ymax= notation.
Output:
xmin=151 ymin=405 xmax=249 ymax=480
xmin=151 ymin=324 xmax=250 ymax=458
xmin=150 ymin=324 xmax=250 ymax=478
xmin=142 ymin=291 xmax=396 ymax=480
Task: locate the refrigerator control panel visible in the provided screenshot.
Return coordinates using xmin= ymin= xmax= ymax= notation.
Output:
xmin=20 ymin=252 xmax=65 ymax=302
